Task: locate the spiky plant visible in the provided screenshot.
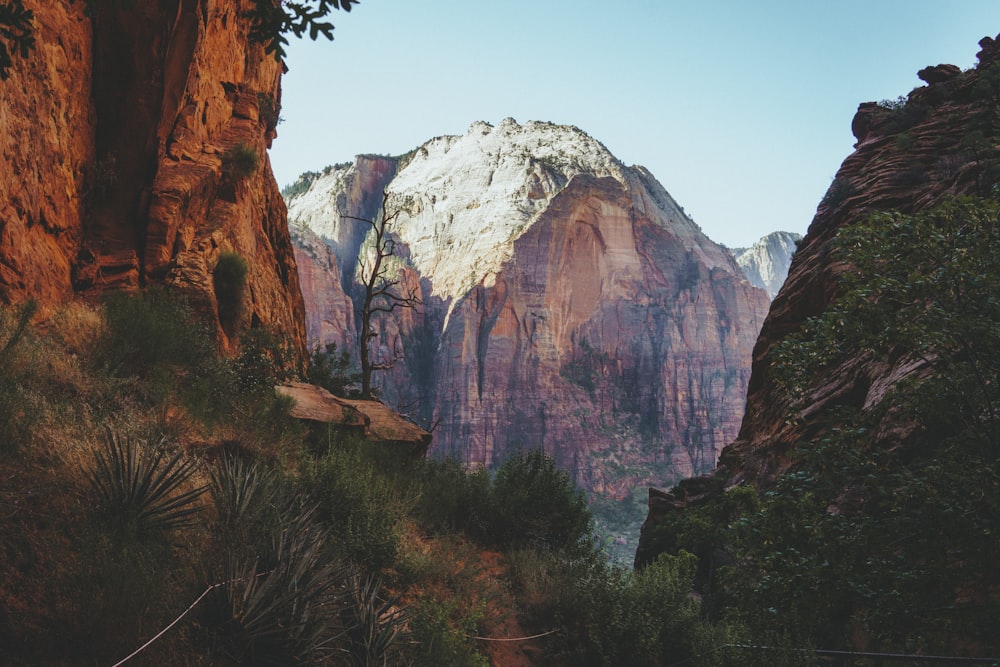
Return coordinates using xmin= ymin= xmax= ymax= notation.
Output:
xmin=346 ymin=572 xmax=409 ymax=667
xmin=87 ymin=428 xmax=205 ymax=538
xmin=207 ymin=503 xmax=348 ymax=665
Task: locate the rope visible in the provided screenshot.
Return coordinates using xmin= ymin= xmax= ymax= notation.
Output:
xmin=111 ymin=582 xmax=223 ymax=667
xmin=470 ymin=629 xmax=559 ymax=642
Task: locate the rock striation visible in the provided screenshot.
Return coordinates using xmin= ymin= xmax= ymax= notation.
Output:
xmin=0 ymin=0 xmax=305 ymax=358
xmin=730 ymin=231 xmax=801 ymax=298
xmin=287 ymin=119 xmax=771 ymax=496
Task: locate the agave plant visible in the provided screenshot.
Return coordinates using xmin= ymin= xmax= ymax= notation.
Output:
xmin=87 ymin=428 xmax=205 ymax=537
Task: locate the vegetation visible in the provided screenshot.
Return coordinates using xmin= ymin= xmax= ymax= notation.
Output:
xmin=350 ymin=191 xmax=421 ymax=399
xmin=221 ymin=141 xmax=261 ymax=180
xmin=644 ymin=196 xmax=1000 ymax=659
xmin=213 ymin=250 xmax=249 ymax=337
xmin=0 ymin=0 xmax=33 ymax=80
xmin=307 ymin=341 xmax=362 ymax=397
xmin=247 ymin=0 xmax=359 ymax=61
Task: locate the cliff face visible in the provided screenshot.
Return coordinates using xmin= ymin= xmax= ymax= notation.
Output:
xmin=0 ymin=0 xmax=305 ymax=357
xmin=731 ymin=231 xmax=801 ymax=298
xmin=288 ymin=120 xmax=771 ymax=495
xmin=719 ymin=36 xmax=1000 ymax=487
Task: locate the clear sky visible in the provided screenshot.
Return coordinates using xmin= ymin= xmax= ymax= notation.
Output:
xmin=268 ymin=1 xmax=1000 ymax=248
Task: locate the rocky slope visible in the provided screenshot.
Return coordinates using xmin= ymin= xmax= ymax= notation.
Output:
xmin=637 ymin=34 xmax=1000 ymax=563
xmin=288 ymin=119 xmax=771 ymax=496
xmin=730 ymin=231 xmax=801 ymax=298
xmin=0 ymin=0 xmax=305 ymax=357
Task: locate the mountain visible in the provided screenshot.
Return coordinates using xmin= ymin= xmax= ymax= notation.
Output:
xmin=0 ymin=0 xmax=305 ymax=359
xmin=730 ymin=231 xmax=801 ymax=298
xmin=287 ymin=119 xmax=771 ymax=502
xmin=634 ymin=34 xmax=1000 ymax=655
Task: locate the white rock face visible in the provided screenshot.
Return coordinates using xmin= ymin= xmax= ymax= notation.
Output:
xmin=732 ymin=231 xmax=801 ymax=299
xmin=289 ymin=119 xmax=735 ymax=318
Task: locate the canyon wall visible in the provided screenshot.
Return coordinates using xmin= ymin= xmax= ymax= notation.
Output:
xmin=0 ymin=0 xmax=305 ymax=357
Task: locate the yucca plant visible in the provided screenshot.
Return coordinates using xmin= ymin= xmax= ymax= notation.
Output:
xmin=207 ymin=503 xmax=348 ymax=665
xmin=87 ymin=428 xmax=205 ymax=538
xmin=346 ymin=572 xmax=409 ymax=667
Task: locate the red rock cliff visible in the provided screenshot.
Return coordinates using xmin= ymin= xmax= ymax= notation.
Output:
xmin=0 ymin=0 xmax=305 ymax=357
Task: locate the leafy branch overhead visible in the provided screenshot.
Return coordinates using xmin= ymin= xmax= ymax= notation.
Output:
xmin=248 ymin=0 xmax=360 ymax=61
xmin=0 ymin=0 xmax=34 ymax=80
xmin=0 ymin=0 xmax=359 ymax=80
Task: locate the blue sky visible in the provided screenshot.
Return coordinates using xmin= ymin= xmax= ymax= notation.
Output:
xmin=268 ymin=1 xmax=1000 ymax=248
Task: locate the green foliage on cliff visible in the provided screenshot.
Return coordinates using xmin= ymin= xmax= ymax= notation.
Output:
xmin=648 ymin=196 xmax=1000 ymax=657
xmin=247 ymin=0 xmax=359 ymax=61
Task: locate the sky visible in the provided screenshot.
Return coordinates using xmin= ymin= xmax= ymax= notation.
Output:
xmin=268 ymin=1 xmax=1000 ymax=248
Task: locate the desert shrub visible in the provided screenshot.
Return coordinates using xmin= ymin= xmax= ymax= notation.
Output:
xmin=299 ymin=445 xmax=404 ymax=571
xmin=203 ymin=457 xmax=348 ymax=663
xmin=0 ymin=300 xmax=38 ymax=452
xmin=213 ymin=250 xmax=248 ymax=337
xmin=489 ymin=449 xmax=590 ymax=552
xmin=307 ymin=341 xmax=362 ymax=397
xmin=221 ymin=141 xmax=260 ymax=180
xmin=202 ymin=506 xmax=347 ymax=665
xmin=256 ymin=91 xmax=282 ymax=130
xmin=407 ymin=595 xmax=489 ymax=667
xmin=86 ymin=428 xmax=205 ymax=540
xmin=100 ymin=287 xmax=214 ymax=380
xmin=413 ymin=457 xmax=491 ymax=538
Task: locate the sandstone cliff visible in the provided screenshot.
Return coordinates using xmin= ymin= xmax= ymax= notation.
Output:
xmin=287 ymin=120 xmax=771 ymax=496
xmin=0 ymin=0 xmax=305 ymax=357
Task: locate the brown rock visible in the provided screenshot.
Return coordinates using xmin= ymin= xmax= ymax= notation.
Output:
xmin=0 ymin=0 xmax=306 ymax=361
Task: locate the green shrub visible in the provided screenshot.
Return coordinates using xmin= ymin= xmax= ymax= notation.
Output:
xmin=490 ymin=449 xmax=590 ymax=552
xmin=414 ymin=457 xmax=491 ymax=538
xmin=202 ymin=505 xmax=347 ymax=665
xmin=407 ymin=595 xmax=489 ymax=667
xmin=307 ymin=341 xmax=362 ymax=397
xmin=213 ymin=251 xmax=248 ymax=337
xmin=221 ymin=141 xmax=260 ymax=180
xmin=299 ymin=446 xmax=404 ymax=571
xmin=345 ymin=573 xmax=408 ymax=667
xmin=100 ymin=288 xmax=214 ymax=380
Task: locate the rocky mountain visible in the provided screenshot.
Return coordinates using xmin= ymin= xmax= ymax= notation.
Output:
xmin=638 ymin=35 xmax=1000 ymax=553
xmin=0 ymin=0 xmax=305 ymax=358
xmin=730 ymin=231 xmax=801 ymax=298
xmin=287 ymin=119 xmax=771 ymax=498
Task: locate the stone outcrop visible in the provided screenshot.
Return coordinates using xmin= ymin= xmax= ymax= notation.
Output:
xmin=720 ymin=34 xmax=1000 ymax=488
xmin=0 ymin=0 xmax=305 ymax=359
xmin=730 ymin=231 xmax=801 ymax=298
xmin=277 ymin=382 xmax=432 ymax=458
xmin=287 ymin=120 xmax=771 ymax=496
xmin=637 ymin=34 xmax=1000 ymax=563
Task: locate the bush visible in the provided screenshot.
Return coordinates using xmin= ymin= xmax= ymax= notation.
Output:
xmin=490 ymin=449 xmax=590 ymax=551
xmin=414 ymin=457 xmax=491 ymax=538
xmin=299 ymin=445 xmax=404 ymax=572
xmin=307 ymin=342 xmax=362 ymax=397
xmin=221 ymin=141 xmax=260 ymax=180
xmin=213 ymin=251 xmax=248 ymax=337
xmin=100 ymin=288 xmax=214 ymax=380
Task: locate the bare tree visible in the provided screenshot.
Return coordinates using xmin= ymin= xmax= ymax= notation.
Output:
xmin=343 ymin=191 xmax=421 ymax=400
